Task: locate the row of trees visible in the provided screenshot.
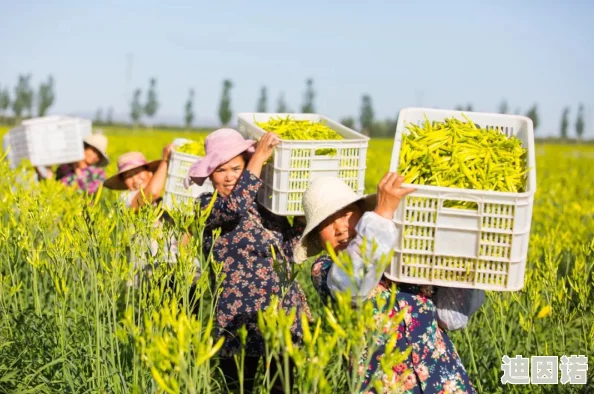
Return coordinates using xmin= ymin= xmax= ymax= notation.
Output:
xmin=120 ymin=78 xmax=316 ymax=130
xmin=126 ymin=78 xmax=585 ymax=139
xmin=560 ymin=104 xmax=586 ymax=140
xmin=128 ymin=78 xmax=159 ymax=128
xmin=0 ymin=75 xmax=55 ymax=122
xmin=486 ymin=99 xmax=585 ymax=140
xmin=0 ymin=74 xmax=587 ymax=140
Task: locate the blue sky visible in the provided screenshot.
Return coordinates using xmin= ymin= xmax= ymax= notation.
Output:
xmin=1 ymin=0 xmax=593 ymax=137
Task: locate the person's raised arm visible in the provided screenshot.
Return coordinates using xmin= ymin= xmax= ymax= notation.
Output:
xmin=198 ymin=132 xmax=280 ymax=229
xmin=129 ymin=144 xmax=172 ymax=209
xmin=246 ymin=132 xmax=279 ymax=178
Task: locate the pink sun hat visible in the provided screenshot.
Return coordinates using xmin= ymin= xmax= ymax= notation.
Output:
xmin=104 ymin=151 xmax=162 ymax=190
xmin=184 ymin=128 xmax=256 ymax=187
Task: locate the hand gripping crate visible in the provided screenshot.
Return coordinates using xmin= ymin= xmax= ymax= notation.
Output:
xmin=387 ymin=107 xmax=536 ymax=291
xmin=8 ymin=116 xmax=92 ymax=168
xmin=163 ymin=138 xmax=213 ymax=210
xmin=237 ymin=113 xmax=370 ymax=216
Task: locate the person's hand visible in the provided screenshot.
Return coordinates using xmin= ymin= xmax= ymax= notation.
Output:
xmin=77 ymin=160 xmax=88 ymax=170
xmin=162 ymin=144 xmax=173 ymax=162
xmin=75 ymin=161 xmax=88 ymax=177
xmin=252 ymin=132 xmax=280 ymax=165
xmin=373 ymin=173 xmax=415 ymax=219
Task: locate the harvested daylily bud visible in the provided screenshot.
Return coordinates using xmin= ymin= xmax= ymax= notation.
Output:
xmin=398 ymin=114 xmax=528 ymax=193
xmin=255 ymin=116 xmax=343 ymax=143
xmin=176 ymin=140 xmax=206 ymax=156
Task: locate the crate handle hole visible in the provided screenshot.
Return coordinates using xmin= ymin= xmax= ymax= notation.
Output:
xmin=314 ymin=148 xmax=338 ymax=156
xmin=442 ymin=200 xmax=479 ymax=211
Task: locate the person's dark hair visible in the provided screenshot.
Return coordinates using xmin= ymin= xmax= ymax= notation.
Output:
xmin=83 ymin=142 xmax=101 ymax=156
xmin=313 ymin=232 xmax=324 ymax=250
xmin=241 ymin=152 xmax=250 ymax=164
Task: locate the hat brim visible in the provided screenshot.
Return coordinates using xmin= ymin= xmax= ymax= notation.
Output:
xmin=104 ymin=160 xmax=162 ymax=190
xmin=84 ymin=142 xmax=109 ymax=168
xmin=185 ymin=140 xmax=256 ymax=187
xmin=293 ymin=193 xmax=377 ymax=264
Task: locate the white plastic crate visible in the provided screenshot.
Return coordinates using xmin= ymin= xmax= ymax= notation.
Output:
xmin=387 ymin=107 xmax=536 ymax=292
xmin=163 ymin=138 xmax=213 ymax=210
xmin=237 ymin=112 xmax=370 ymax=216
xmin=8 ymin=116 xmax=92 ymax=167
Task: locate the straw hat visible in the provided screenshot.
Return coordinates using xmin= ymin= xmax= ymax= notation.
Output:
xmin=293 ymin=177 xmax=376 ymax=264
xmin=103 ymin=152 xmax=162 ymax=190
xmin=184 ymin=128 xmax=256 ymax=188
xmin=83 ymin=133 xmax=109 ymax=167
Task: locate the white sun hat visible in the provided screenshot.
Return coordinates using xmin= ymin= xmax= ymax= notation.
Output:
xmin=293 ymin=177 xmax=376 ymax=264
xmin=83 ymin=133 xmax=109 ymax=167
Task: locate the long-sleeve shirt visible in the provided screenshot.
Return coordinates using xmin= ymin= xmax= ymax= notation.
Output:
xmin=197 ymin=169 xmax=312 ymax=358
xmin=316 ymin=211 xmax=484 ymax=329
xmin=326 ymin=211 xmax=398 ymax=303
xmin=55 ymin=164 xmax=106 ymax=194
xmin=311 ymin=211 xmax=480 ymax=393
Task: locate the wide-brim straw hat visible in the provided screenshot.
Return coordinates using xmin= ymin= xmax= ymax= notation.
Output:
xmin=184 ymin=128 xmax=256 ymax=188
xmin=83 ymin=133 xmax=109 ymax=167
xmin=293 ymin=177 xmax=377 ymax=264
xmin=103 ymin=151 xmax=162 ymax=190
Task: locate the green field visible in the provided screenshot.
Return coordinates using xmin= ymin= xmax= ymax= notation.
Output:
xmin=0 ymin=126 xmax=593 ymax=393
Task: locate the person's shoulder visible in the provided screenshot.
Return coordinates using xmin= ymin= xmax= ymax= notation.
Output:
xmin=196 ymin=190 xmax=216 ymax=207
xmin=55 ymin=164 xmax=73 ymax=177
xmin=88 ymin=166 xmax=106 ymax=178
xmin=198 ymin=190 xmax=215 ymax=200
xmin=312 ymin=253 xmax=333 ymax=267
xmin=257 ymin=203 xmax=282 ymax=222
xmin=242 ymin=168 xmax=263 ymax=187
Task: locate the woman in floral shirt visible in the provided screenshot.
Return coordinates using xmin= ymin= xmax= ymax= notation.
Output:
xmin=185 ymin=128 xmax=312 ymax=393
xmin=293 ymin=173 xmax=482 ymax=394
xmin=37 ymin=133 xmax=109 ymax=194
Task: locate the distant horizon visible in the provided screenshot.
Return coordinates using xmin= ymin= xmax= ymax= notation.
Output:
xmin=3 ymin=106 xmax=594 ymax=140
xmin=34 ymin=107 xmax=592 ymax=140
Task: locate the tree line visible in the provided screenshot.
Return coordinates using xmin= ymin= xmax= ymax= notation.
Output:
xmin=0 ymin=75 xmax=588 ymax=141
xmin=0 ymin=74 xmax=55 ymax=123
xmin=122 ymin=78 xmax=588 ymax=140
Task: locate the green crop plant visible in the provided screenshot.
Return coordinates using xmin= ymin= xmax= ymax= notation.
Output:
xmin=0 ymin=126 xmax=592 ymax=393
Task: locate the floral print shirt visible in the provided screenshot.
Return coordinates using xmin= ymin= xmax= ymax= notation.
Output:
xmin=197 ymin=169 xmax=312 ymax=358
xmin=311 ymin=212 xmax=477 ymax=394
xmin=55 ymin=164 xmax=106 ymax=193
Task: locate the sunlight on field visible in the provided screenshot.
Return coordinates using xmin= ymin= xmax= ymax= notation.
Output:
xmin=1 ymin=125 xmax=593 ymax=392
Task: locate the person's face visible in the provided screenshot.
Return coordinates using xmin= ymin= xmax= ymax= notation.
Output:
xmin=317 ymin=203 xmax=363 ymax=252
xmin=209 ymin=155 xmax=246 ymax=197
xmin=122 ymin=166 xmax=152 ymax=191
xmin=84 ymin=146 xmax=101 ymax=166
